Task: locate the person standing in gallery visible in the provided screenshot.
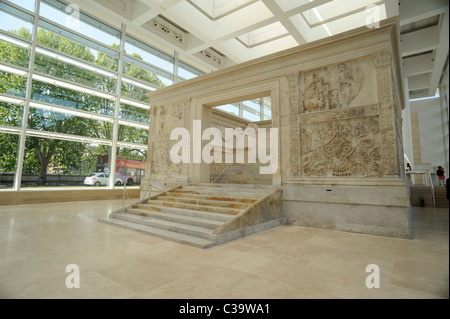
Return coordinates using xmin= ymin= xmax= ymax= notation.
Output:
xmin=436 ymin=166 xmax=445 ymax=186
xmin=446 ymin=177 xmax=450 ymax=201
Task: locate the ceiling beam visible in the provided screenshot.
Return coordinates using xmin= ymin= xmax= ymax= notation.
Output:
xmin=408 ymin=73 xmax=431 ymax=90
xmin=206 ymin=0 xmax=332 ymax=44
xmin=384 ymin=0 xmax=400 ymax=18
xmin=399 ymin=0 xmax=448 ymax=25
xmin=401 ymin=25 xmax=440 ymax=57
xmin=403 ymin=53 xmax=435 ymax=77
xmin=428 ymin=8 xmax=449 ymax=95
xmin=261 ymin=0 xmax=307 ymax=45
xmin=133 ymin=0 xmax=184 ymax=25
xmin=160 ymin=10 xmax=247 ymax=64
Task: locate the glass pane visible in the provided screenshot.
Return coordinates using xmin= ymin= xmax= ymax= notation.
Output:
xmin=178 ymin=61 xmax=203 ymax=80
xmin=0 ymin=132 xmax=19 ymax=190
xmin=31 ymin=80 xmax=115 ymax=116
xmin=117 ymin=124 xmax=148 ymax=145
xmin=34 ymin=51 xmax=117 ymax=93
xmin=264 ymin=97 xmax=271 ymax=119
xmin=5 ymin=0 xmax=36 ymax=13
xmin=21 ymin=136 xmax=113 ymax=188
xmin=40 ymin=1 xmax=120 ymax=47
xmin=0 ymin=41 xmax=30 ymax=68
xmin=114 ymin=147 xmax=147 ymax=186
xmin=0 ymin=6 xmax=33 ymax=39
xmin=121 ymin=81 xmax=150 ymax=104
xmin=125 ymin=38 xmax=174 ymax=73
xmin=243 ymin=109 xmax=260 ymax=122
xmin=0 ymin=71 xmax=27 ymax=97
xmin=215 ymin=104 xmax=239 ymax=117
xmin=302 ymin=0 xmax=379 ymax=25
xmin=36 ymin=27 xmax=119 ymax=71
xmin=28 ymin=107 xmax=112 ymax=139
xmin=123 ymin=61 xmax=171 ymax=87
xmin=119 ymin=103 xmax=149 ymax=124
xmin=243 ymin=99 xmax=260 ymax=112
xmin=0 ymin=101 xmax=23 ymax=127
xmin=178 ymin=67 xmax=198 ymax=80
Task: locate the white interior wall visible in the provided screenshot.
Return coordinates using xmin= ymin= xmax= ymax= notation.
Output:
xmin=410 ymin=96 xmax=449 ymax=177
xmin=402 ymin=76 xmax=414 ymax=168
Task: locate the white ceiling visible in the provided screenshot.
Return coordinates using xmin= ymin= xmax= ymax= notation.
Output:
xmin=70 ymin=0 xmax=449 ymax=100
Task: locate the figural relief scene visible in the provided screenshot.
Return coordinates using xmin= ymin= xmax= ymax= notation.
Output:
xmin=150 ymin=103 xmax=187 ymax=176
xmin=298 ymin=59 xmax=383 ymax=178
xmin=302 ymin=60 xmax=365 ymax=112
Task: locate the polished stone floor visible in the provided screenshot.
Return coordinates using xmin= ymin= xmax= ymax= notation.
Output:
xmin=0 ymin=199 xmax=448 ymax=299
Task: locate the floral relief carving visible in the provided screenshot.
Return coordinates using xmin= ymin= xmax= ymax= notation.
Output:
xmin=288 ymin=73 xmax=301 ymax=177
xmin=155 ymin=103 xmax=183 ymax=134
xmin=300 ymin=115 xmax=382 ymax=177
xmin=303 ymin=61 xmax=364 ymax=112
xmin=151 ymin=141 xmax=186 ymax=175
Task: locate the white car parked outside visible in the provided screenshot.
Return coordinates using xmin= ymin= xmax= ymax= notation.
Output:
xmin=84 ymin=173 xmax=123 ymax=186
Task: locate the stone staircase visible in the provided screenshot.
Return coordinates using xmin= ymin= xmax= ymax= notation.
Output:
xmin=409 ymin=185 xmax=449 ymax=208
xmin=211 ymin=164 xmax=272 ymax=185
xmin=99 ymin=183 xmax=283 ymax=248
xmin=434 ymin=186 xmax=449 ymax=208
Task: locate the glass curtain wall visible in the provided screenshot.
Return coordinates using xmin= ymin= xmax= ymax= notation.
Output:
xmin=0 ymin=0 xmax=205 ymax=190
xmin=214 ymin=97 xmax=272 ymax=122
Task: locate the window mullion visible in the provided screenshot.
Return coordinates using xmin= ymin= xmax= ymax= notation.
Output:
xmin=13 ymin=0 xmax=41 ymax=191
xmin=173 ymin=51 xmax=179 ymax=83
xmin=109 ymin=23 xmax=126 ymax=189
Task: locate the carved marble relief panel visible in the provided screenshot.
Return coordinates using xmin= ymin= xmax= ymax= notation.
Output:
xmin=300 ymin=112 xmax=382 ymax=177
xmin=148 ymin=102 xmax=186 ymax=177
xmin=151 ymin=140 xmax=187 ymax=176
xmin=373 ymin=50 xmax=399 ymax=175
xmin=153 ymin=103 xmax=184 ymax=136
xmin=288 ymin=73 xmax=301 ymax=177
xmin=302 ymin=61 xmax=365 ymax=112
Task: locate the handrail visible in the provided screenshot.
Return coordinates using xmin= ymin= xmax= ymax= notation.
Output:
xmin=115 ymin=182 xmax=181 ymax=217
xmin=122 ymin=182 xmax=130 ymax=211
xmin=210 ymin=163 xmax=230 ymax=183
xmin=427 ymin=169 xmax=436 ymax=208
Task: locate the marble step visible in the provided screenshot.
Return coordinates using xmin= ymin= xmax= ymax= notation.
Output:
xmin=212 ymin=171 xmax=271 ymax=180
xmin=175 ymin=186 xmax=268 ymax=198
xmin=155 ymin=195 xmax=251 ymax=209
xmin=98 ymin=218 xmax=216 ymax=248
xmin=214 ymin=179 xmax=271 ymax=185
xmin=434 ymin=200 xmax=449 ymax=207
xmin=217 ymin=167 xmax=272 ymax=178
xmin=195 ymin=183 xmax=276 ymax=191
xmin=113 ymin=212 xmax=217 ymax=241
xmin=164 ymin=191 xmax=258 ymax=204
xmin=137 ymin=200 xmax=241 ymax=215
xmin=123 ymin=208 xmax=225 ymax=229
xmin=171 ymin=188 xmax=263 ymax=199
xmin=132 ymin=203 xmax=234 ymax=222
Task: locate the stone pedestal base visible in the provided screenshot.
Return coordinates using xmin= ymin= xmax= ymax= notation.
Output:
xmin=282 ymin=182 xmax=412 ymax=238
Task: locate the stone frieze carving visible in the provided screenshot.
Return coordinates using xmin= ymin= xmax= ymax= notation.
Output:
xmin=151 ymin=140 xmax=186 ymax=175
xmin=373 ymin=50 xmax=391 ymax=67
xmin=288 ymin=73 xmax=301 ymax=176
xmin=299 ymin=104 xmax=379 ymax=125
xmin=302 ymin=61 xmax=364 ymax=112
xmin=375 ymin=59 xmax=398 ymax=175
xmin=155 ymin=103 xmax=183 ymax=135
xmin=300 ymin=115 xmax=382 ymax=177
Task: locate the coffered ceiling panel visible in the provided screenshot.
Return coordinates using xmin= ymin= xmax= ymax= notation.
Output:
xmin=70 ymin=0 xmax=448 ymax=99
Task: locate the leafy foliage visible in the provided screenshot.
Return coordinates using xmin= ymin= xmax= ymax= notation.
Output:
xmin=0 ymin=27 xmax=160 ymax=184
